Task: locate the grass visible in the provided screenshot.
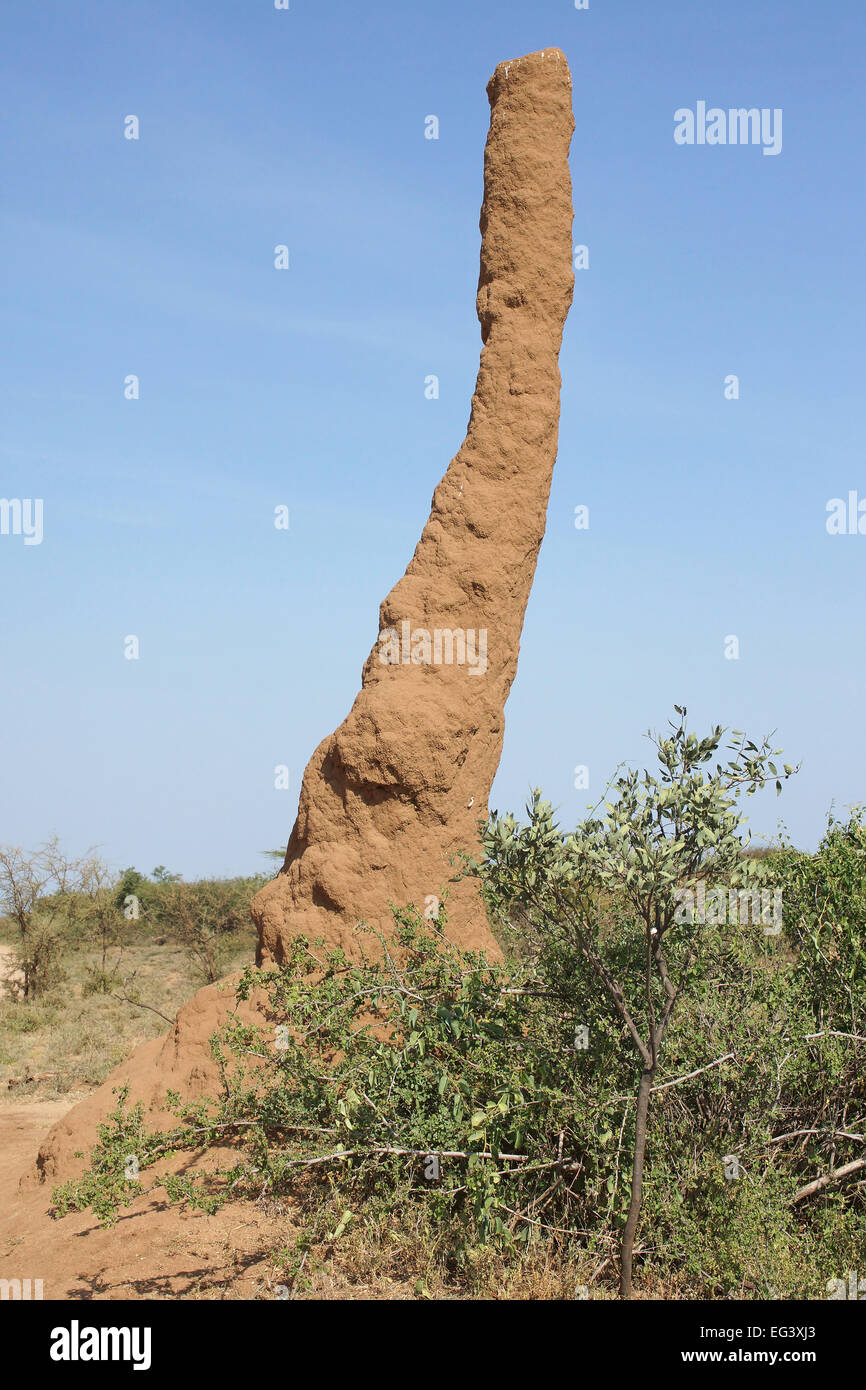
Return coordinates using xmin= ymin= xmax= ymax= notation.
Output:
xmin=0 ymin=922 xmax=256 ymax=1098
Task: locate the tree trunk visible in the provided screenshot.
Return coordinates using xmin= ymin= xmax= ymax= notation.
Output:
xmin=620 ymin=1066 xmax=654 ymax=1298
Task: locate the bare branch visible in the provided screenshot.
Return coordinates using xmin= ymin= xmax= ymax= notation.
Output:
xmin=790 ymin=1157 xmax=866 ymax=1206
xmin=650 ymin=1053 xmax=736 ymax=1094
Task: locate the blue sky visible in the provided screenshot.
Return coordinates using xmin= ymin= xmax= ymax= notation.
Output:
xmin=2 ymin=0 xmax=864 ymax=877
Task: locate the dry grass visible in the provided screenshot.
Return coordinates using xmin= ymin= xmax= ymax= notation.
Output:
xmin=0 ymin=925 xmax=256 ymax=1098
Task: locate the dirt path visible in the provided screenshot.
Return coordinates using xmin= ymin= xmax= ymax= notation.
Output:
xmin=0 ymin=951 xmax=377 ymax=1300
xmin=0 ymin=951 xmax=56 ymax=1199
xmin=0 ymin=1015 xmax=410 ymax=1300
xmin=0 ymin=1097 xmax=75 ymax=1187
xmin=0 ymin=947 xmax=68 ymax=1174
xmin=0 ymin=949 xmax=290 ymax=1300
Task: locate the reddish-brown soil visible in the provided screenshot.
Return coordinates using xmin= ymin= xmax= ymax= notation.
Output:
xmin=0 ymin=1097 xmax=288 ymax=1300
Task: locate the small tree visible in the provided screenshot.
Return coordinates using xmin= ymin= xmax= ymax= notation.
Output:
xmin=114 ymin=867 xmax=149 ymax=916
xmin=76 ymin=857 xmax=128 ymax=994
xmin=154 ymin=878 xmax=252 ymax=983
xmin=478 ymin=708 xmax=797 ymax=1298
xmin=0 ymin=837 xmax=89 ymax=998
xmin=151 ymin=865 xmax=181 ymax=884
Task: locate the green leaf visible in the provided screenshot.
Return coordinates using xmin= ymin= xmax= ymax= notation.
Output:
xmin=330 ymin=1210 xmax=353 ymax=1239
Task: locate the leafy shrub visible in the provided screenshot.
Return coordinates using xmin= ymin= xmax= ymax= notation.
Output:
xmin=49 ymin=723 xmax=865 ymax=1300
xmin=53 ymin=896 xmax=864 ymax=1298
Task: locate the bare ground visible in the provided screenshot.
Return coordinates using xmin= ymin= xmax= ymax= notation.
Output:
xmin=0 ymin=944 xmax=293 ymax=1300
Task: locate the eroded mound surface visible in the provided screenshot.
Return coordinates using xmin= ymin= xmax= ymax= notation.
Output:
xmin=254 ymin=46 xmax=575 ymax=964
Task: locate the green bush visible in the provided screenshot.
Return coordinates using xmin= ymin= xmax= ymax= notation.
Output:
xmin=53 ymin=890 xmax=864 ymax=1298
xmin=49 ymin=726 xmax=865 ymax=1300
